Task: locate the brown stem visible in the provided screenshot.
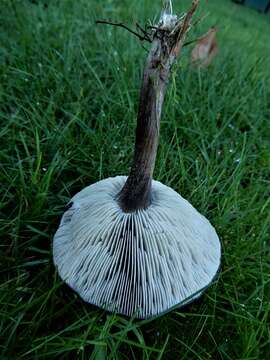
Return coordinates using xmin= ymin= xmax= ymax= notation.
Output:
xmin=117 ymin=43 xmax=168 ymax=212
xmin=117 ymin=1 xmax=199 ymax=212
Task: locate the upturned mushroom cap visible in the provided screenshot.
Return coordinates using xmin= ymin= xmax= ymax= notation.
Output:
xmin=53 ymin=176 xmax=221 ymax=319
xmin=53 ymin=1 xmax=221 ymax=319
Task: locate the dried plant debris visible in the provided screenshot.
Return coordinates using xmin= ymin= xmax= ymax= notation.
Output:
xmin=191 ymin=27 xmax=218 ymax=67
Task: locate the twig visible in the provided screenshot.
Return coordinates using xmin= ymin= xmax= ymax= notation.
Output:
xmin=96 ymin=1 xmax=200 ymax=54
xmin=135 ymin=22 xmax=152 ymax=42
xmin=176 ymin=0 xmax=199 ymax=43
xmin=96 ymin=20 xmax=151 ymax=42
xmin=140 ymin=43 xmax=150 ymax=53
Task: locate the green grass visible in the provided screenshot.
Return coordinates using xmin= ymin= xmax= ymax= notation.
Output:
xmin=1 ymin=0 xmax=270 ymax=358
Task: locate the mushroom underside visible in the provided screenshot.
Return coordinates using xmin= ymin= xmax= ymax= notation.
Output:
xmin=53 ymin=176 xmax=221 ymax=319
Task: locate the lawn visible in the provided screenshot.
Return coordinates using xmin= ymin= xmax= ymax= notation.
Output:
xmin=0 ymin=0 xmax=269 ymax=358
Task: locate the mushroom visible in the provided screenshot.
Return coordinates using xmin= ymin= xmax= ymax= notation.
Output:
xmin=53 ymin=0 xmax=221 ymax=319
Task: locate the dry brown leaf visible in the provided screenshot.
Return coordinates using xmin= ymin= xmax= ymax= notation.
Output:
xmin=191 ymin=27 xmax=218 ymax=67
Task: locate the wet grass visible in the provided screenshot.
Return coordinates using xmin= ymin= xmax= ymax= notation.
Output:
xmin=0 ymin=0 xmax=269 ymax=358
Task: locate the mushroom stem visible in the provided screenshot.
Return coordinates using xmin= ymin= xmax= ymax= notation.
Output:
xmin=118 ymin=0 xmax=199 ymax=212
xmin=117 ymin=43 xmax=167 ymax=212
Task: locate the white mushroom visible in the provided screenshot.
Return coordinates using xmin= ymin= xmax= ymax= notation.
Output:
xmin=53 ymin=0 xmax=221 ymax=319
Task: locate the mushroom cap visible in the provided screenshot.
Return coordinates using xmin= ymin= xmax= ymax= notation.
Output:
xmin=53 ymin=176 xmax=221 ymax=318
